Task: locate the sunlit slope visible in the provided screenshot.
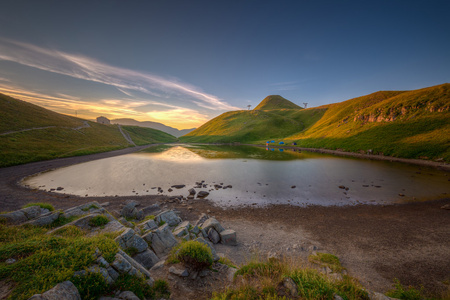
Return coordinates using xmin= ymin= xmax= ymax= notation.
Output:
xmin=253 ymin=95 xmax=302 ymax=110
xmin=121 ymin=125 xmax=177 ymax=145
xmin=0 ymin=94 xmax=176 ymax=167
xmin=288 ymin=83 xmax=450 ymax=160
xmin=0 ymin=93 xmax=82 ymax=132
xmin=180 ymin=108 xmax=326 ymax=143
xmin=181 ymin=84 xmax=450 ymax=161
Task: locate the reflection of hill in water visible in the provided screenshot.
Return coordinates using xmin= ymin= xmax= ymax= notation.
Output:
xmin=183 ymin=145 xmax=307 ymax=160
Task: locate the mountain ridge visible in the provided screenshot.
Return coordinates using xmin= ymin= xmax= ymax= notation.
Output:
xmin=111 ymin=118 xmax=195 ymax=137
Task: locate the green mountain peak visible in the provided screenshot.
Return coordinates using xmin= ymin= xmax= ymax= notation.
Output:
xmin=253 ymin=95 xmax=302 ymax=110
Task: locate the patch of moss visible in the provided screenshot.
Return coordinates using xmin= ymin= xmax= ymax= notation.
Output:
xmin=22 ymin=202 xmax=54 ymax=211
xmin=89 ymin=215 xmax=109 ymax=227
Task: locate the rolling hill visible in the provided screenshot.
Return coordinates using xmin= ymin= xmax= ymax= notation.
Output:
xmin=111 ymin=118 xmax=195 ymax=137
xmin=180 ymin=84 xmax=450 ymax=161
xmin=0 ymin=94 xmax=176 ymax=167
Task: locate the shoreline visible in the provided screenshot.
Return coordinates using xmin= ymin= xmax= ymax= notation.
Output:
xmin=0 ymin=143 xmax=449 ymax=295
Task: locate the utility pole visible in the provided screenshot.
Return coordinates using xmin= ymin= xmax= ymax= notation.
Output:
xmin=303 ymin=103 xmax=308 ymax=109
xmin=247 ymin=105 xmax=251 ymax=110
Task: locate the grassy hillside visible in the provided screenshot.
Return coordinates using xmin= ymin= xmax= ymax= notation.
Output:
xmin=0 ymin=94 xmax=176 ymax=167
xmin=121 ymin=125 xmax=177 ymax=145
xmin=180 ymin=84 xmax=450 ymax=161
xmin=180 ymin=108 xmax=326 ymax=143
xmin=253 ymin=95 xmax=302 ymax=110
xmin=0 ymin=94 xmax=82 ymax=132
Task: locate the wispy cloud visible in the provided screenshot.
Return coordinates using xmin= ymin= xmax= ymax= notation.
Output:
xmin=0 ymin=38 xmax=239 ymax=111
xmin=0 ymin=84 xmax=208 ymax=128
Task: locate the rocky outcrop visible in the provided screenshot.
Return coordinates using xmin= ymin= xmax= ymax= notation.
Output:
xmin=143 ymin=224 xmax=178 ymax=257
xmin=28 ymin=281 xmax=80 ymax=300
xmin=154 ymin=210 xmax=182 ymax=227
xmin=120 ymin=202 xmax=144 ymax=221
xmin=0 ymin=205 xmax=52 ymax=225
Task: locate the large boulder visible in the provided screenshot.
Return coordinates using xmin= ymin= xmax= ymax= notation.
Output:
xmin=154 ymin=210 xmax=182 ymax=227
xmin=220 ymin=229 xmax=237 ymax=246
xmin=142 ymin=224 xmax=178 ymax=257
xmin=202 ymin=217 xmax=225 ymax=233
xmin=28 ymin=281 xmax=80 ymax=300
xmin=114 ymin=228 xmax=148 ymax=253
xmin=121 ymin=202 xmax=144 ymax=221
xmin=0 ymin=205 xmax=51 ymax=225
xmin=25 ymin=211 xmax=61 ymax=227
xmin=133 ymin=249 xmax=160 ymax=269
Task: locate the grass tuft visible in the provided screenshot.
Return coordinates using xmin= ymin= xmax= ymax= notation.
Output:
xmin=168 ymin=241 xmax=213 ymax=271
xmin=89 ymin=215 xmax=109 ymax=227
xmin=308 ymin=252 xmax=344 ymax=272
xmin=386 ymin=279 xmax=426 ymax=300
xmin=22 ymin=202 xmax=54 ymax=211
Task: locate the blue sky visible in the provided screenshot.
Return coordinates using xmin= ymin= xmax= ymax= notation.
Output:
xmin=0 ymin=0 xmax=449 ymax=129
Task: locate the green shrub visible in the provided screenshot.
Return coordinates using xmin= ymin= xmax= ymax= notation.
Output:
xmin=386 ymin=279 xmax=424 ymax=300
xmin=236 ymin=258 xmax=287 ymax=278
xmin=89 ymin=215 xmax=109 ymax=227
xmin=170 ymin=241 xmax=213 ymax=270
xmin=218 ymin=256 xmax=237 ymax=269
xmin=22 ymin=202 xmax=54 ymax=211
xmin=72 ymin=271 xmax=109 ymax=300
xmin=112 ymin=274 xmax=170 ymax=299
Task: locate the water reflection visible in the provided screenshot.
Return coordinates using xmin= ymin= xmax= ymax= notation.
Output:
xmin=23 ymin=144 xmax=450 ymax=207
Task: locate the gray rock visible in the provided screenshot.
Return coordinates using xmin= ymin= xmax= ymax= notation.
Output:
xmin=107 ymin=266 xmax=119 ymax=281
xmin=117 ymin=250 xmax=152 ymax=279
xmin=139 ymin=219 xmax=157 ymax=232
xmin=155 ymin=210 xmax=182 ymax=227
xmin=121 ymin=202 xmax=144 ymax=221
xmin=63 ymin=202 xmax=104 ymax=218
xmin=335 ymin=295 xmax=344 ymax=300
xmin=21 ymin=205 xmax=42 ymax=220
xmin=143 ymin=224 xmax=178 ymax=257
xmin=169 ymin=266 xmax=189 ymax=277
xmin=28 ymin=281 xmax=81 ymax=300
xmin=202 ymin=218 xmax=225 ymax=233
xmin=283 ymin=277 xmax=298 ymax=297
xmin=111 ymin=253 xmax=132 ymax=273
xmin=171 ymin=184 xmax=185 ymax=189
xmin=191 ymin=225 xmax=200 ymax=235
xmin=142 ymin=204 xmax=161 ymax=216
xmin=125 ymin=235 xmax=149 ymax=253
xmin=97 ymin=256 xmax=110 ymax=268
xmin=26 ymin=211 xmax=61 ymax=226
xmin=0 ymin=210 xmax=27 ymax=224
xmin=118 ymin=291 xmax=140 ymax=300
xmin=188 ymin=188 xmax=196 ymax=195
xmin=118 ymin=217 xmax=134 ymax=228
xmin=208 ymin=228 xmax=220 ymax=244
xmin=173 ymin=226 xmax=188 ymax=238
xmin=195 ymin=237 xmax=219 ymax=261
xmin=5 ymin=258 xmax=16 ymax=264
xmin=220 ymin=229 xmax=237 ymax=246
xmin=150 ymin=260 xmax=166 ymax=271
xmin=197 ymin=191 xmax=209 ymax=198
xmin=195 ymin=213 xmax=209 ymax=227
xmin=133 ymin=249 xmax=160 ymax=269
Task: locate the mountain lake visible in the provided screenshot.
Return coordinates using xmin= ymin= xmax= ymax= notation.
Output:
xmin=22 ymin=144 xmax=450 ymax=207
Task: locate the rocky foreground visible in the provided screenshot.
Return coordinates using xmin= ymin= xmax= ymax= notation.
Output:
xmin=0 ymin=200 xmax=410 ymax=300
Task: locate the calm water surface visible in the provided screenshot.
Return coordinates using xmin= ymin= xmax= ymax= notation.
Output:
xmin=23 ymin=144 xmax=449 ymax=207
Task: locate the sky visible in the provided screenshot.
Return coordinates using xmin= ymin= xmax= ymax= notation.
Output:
xmin=0 ymin=1 xmax=449 ymax=129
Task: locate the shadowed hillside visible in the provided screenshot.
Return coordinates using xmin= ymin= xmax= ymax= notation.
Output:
xmin=180 ymin=84 xmax=450 ymax=161
xmin=0 ymin=94 xmax=176 ymax=167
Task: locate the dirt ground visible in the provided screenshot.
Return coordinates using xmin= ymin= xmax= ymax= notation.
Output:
xmin=1 ymin=146 xmax=449 ymax=297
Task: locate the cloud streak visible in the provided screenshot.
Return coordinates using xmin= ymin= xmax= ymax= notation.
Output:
xmin=0 ymin=38 xmax=239 ymax=111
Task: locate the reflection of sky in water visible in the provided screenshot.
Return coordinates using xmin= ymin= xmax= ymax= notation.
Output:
xmin=23 ymin=145 xmax=450 ymax=207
